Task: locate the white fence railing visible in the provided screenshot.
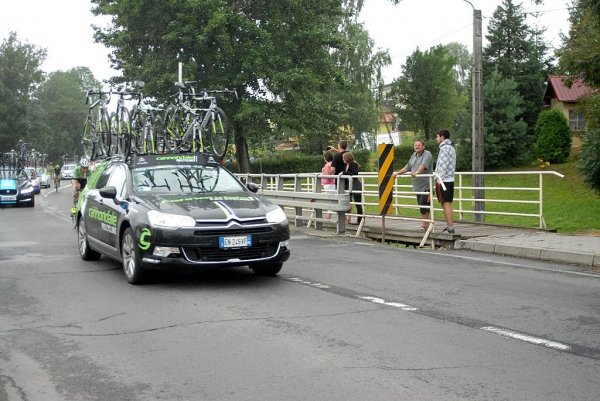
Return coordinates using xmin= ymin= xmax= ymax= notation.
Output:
xmin=237 ymin=170 xmax=564 ymax=245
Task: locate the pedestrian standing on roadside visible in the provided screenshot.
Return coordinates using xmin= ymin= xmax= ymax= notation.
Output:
xmin=329 ymin=140 xmax=348 ymax=175
xmin=321 ymin=150 xmax=335 ymax=191
xmin=394 ymin=140 xmax=433 ymax=230
xmin=435 ymin=129 xmax=456 ymax=234
xmin=340 ymin=151 xmax=363 ymax=224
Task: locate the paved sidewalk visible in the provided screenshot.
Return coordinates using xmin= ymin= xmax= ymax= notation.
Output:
xmin=456 ymin=231 xmax=600 ymax=268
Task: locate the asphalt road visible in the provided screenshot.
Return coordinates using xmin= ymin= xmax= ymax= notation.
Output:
xmin=1 ymin=186 xmax=599 ymax=401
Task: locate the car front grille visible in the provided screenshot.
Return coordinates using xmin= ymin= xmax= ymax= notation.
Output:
xmin=0 ymin=189 xmax=17 ymax=195
xmin=181 ymin=243 xmax=279 ymax=263
xmin=193 ymin=227 xmax=273 ymax=237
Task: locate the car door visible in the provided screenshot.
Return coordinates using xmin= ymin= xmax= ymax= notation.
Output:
xmin=95 ymin=164 xmax=128 ymax=248
xmin=83 ymin=164 xmax=115 ymax=246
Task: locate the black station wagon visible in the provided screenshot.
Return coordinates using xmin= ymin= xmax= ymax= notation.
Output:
xmin=76 ymin=154 xmax=290 ymax=284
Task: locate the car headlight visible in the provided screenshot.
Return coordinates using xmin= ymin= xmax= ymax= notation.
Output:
xmin=266 ymin=206 xmax=288 ymax=224
xmin=20 ymin=187 xmax=34 ymax=195
xmin=147 ymin=210 xmax=196 ymax=229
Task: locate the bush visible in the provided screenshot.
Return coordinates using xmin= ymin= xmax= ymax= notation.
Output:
xmin=579 ymin=128 xmax=600 ymax=192
xmin=225 ymin=149 xmax=372 ymax=174
xmin=535 ymin=109 xmax=572 ymax=164
xmin=393 ymin=140 xmax=438 ymax=170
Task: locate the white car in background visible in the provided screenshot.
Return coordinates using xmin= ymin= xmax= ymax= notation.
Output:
xmin=60 ymin=164 xmax=76 ymax=179
xmin=36 ymin=167 xmax=50 ymax=188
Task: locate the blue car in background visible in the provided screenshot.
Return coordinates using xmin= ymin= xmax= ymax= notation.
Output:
xmin=0 ymin=168 xmax=35 ymax=207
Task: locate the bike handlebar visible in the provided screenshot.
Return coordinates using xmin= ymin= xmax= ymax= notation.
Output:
xmin=86 ymin=89 xmax=112 ymax=107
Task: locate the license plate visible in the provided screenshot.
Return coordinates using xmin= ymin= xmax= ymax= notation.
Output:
xmin=1 ymin=195 xmax=17 ymax=201
xmin=219 ymin=235 xmax=252 ymax=249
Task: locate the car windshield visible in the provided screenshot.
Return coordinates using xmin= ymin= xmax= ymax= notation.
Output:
xmin=132 ymin=165 xmax=244 ymax=194
xmin=0 ymin=168 xmax=29 ymax=183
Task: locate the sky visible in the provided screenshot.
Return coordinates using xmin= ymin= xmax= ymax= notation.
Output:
xmin=0 ymin=0 xmax=571 ymax=84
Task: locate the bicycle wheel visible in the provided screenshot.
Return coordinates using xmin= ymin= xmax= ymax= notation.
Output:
xmin=130 ymin=108 xmax=144 ymax=154
xmin=82 ymin=116 xmax=96 ymax=159
xmin=97 ymin=109 xmax=111 ymax=157
xmin=179 ymin=112 xmax=196 ymax=153
xmin=116 ymin=108 xmax=132 ymax=157
xmin=153 ymin=114 xmax=167 ymax=154
xmin=140 ymin=113 xmax=155 ymax=154
xmin=208 ymin=107 xmax=231 ymax=158
xmin=109 ymin=112 xmax=120 ymax=156
xmin=163 ymin=106 xmax=183 ymax=153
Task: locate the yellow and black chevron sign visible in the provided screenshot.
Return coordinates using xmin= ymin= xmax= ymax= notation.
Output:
xmin=378 ymin=144 xmax=394 ymax=215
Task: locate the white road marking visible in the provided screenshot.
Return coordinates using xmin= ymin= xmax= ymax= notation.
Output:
xmin=481 ymin=326 xmax=571 ymax=351
xmin=359 ymin=296 xmax=418 ymax=311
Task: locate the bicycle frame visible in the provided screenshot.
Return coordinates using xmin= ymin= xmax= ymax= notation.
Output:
xmin=164 ymin=83 xmax=235 ymax=157
xmin=83 ymin=90 xmax=112 ymax=159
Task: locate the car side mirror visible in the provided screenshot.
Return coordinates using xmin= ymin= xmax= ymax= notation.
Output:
xmin=99 ymin=186 xmax=118 ymax=199
xmin=246 ymin=182 xmax=259 ymax=193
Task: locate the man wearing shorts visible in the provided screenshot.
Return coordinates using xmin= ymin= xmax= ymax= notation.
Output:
xmin=435 ymin=129 xmax=456 ymax=234
xmin=394 ymin=140 xmax=433 ymax=230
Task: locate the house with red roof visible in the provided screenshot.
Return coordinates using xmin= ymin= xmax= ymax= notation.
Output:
xmin=543 ymin=75 xmax=595 ymax=133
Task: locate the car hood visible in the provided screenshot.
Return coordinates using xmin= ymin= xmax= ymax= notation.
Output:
xmin=134 ymin=191 xmax=276 ymax=221
xmin=0 ymin=178 xmax=32 ymax=190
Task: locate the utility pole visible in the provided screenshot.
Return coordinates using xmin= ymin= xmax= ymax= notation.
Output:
xmin=464 ymin=1 xmax=485 ymax=222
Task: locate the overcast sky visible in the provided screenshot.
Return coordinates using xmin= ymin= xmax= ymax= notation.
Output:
xmin=0 ymin=0 xmax=571 ymax=84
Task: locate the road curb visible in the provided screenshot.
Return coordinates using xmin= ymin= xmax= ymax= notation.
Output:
xmin=457 ymin=239 xmax=600 ymax=267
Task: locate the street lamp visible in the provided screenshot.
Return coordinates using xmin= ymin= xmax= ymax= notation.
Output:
xmin=463 ymin=0 xmax=485 ymax=223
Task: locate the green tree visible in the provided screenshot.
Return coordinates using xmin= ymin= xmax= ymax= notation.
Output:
xmin=329 ymin=16 xmax=390 ymax=152
xmin=90 ymin=0 xmax=383 ymax=171
xmin=483 ymin=0 xmax=553 ymax=137
xmin=0 ymin=32 xmax=46 ymax=153
xmin=30 ymin=68 xmax=100 ymax=162
xmin=483 ymin=68 xmax=528 ymax=169
xmin=556 ymin=1 xmax=600 ymax=86
xmin=390 ymin=45 xmax=464 ymax=140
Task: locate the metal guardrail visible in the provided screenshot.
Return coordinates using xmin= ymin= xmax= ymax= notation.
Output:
xmin=237 ymin=170 xmax=564 ymax=245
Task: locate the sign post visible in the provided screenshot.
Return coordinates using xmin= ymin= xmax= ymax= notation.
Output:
xmin=378 ymin=144 xmax=394 ymax=242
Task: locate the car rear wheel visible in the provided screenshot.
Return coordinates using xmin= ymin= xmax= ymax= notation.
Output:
xmin=78 ymin=220 xmax=101 ymax=260
xmin=122 ymin=227 xmax=145 ymax=285
xmin=251 ymin=262 xmax=283 ymax=277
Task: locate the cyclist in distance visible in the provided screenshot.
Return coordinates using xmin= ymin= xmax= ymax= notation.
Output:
xmin=53 ymin=164 xmax=61 ymax=191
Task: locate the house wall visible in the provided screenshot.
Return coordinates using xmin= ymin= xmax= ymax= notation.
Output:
xmin=551 ymin=98 xmax=569 ymax=120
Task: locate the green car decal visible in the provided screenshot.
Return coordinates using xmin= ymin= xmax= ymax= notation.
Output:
xmin=139 ymin=228 xmax=152 ymax=250
xmin=88 ymin=207 xmax=117 ymax=226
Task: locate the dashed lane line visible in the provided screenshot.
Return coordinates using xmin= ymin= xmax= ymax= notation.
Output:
xmin=282 ymin=275 xmax=598 ymax=359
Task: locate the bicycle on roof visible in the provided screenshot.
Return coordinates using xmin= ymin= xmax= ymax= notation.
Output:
xmin=83 ymin=89 xmax=112 ymax=159
xmin=110 ymin=82 xmax=138 ymax=157
xmin=129 ymin=81 xmax=165 ymax=155
xmin=163 ymin=81 xmax=236 ymax=158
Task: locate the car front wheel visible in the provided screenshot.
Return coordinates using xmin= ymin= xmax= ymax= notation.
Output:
xmin=78 ymin=221 xmax=101 ymax=260
xmin=251 ymin=262 xmax=283 ymax=277
xmin=122 ymin=227 xmax=145 ymax=285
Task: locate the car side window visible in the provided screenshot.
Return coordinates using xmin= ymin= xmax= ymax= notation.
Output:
xmin=106 ymin=165 xmax=127 ymax=197
xmin=95 ymin=165 xmax=115 ymax=190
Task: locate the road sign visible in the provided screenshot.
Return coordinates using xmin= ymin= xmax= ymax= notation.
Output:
xmin=378 ymin=144 xmax=394 ymax=215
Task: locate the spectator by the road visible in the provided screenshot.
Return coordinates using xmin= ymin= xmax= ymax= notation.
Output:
xmin=434 ymin=129 xmax=456 ymax=234
xmin=394 ymin=140 xmax=433 ymax=230
xmin=341 ymin=151 xmax=363 ymax=225
xmin=328 ymin=140 xmax=348 ymax=175
xmin=321 ymin=150 xmax=335 ymax=191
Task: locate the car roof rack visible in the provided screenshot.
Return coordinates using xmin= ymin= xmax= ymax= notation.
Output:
xmin=129 ymin=153 xmax=221 ymax=168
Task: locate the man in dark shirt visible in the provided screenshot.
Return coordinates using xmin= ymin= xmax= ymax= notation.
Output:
xmin=328 ymin=140 xmax=348 ymax=175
